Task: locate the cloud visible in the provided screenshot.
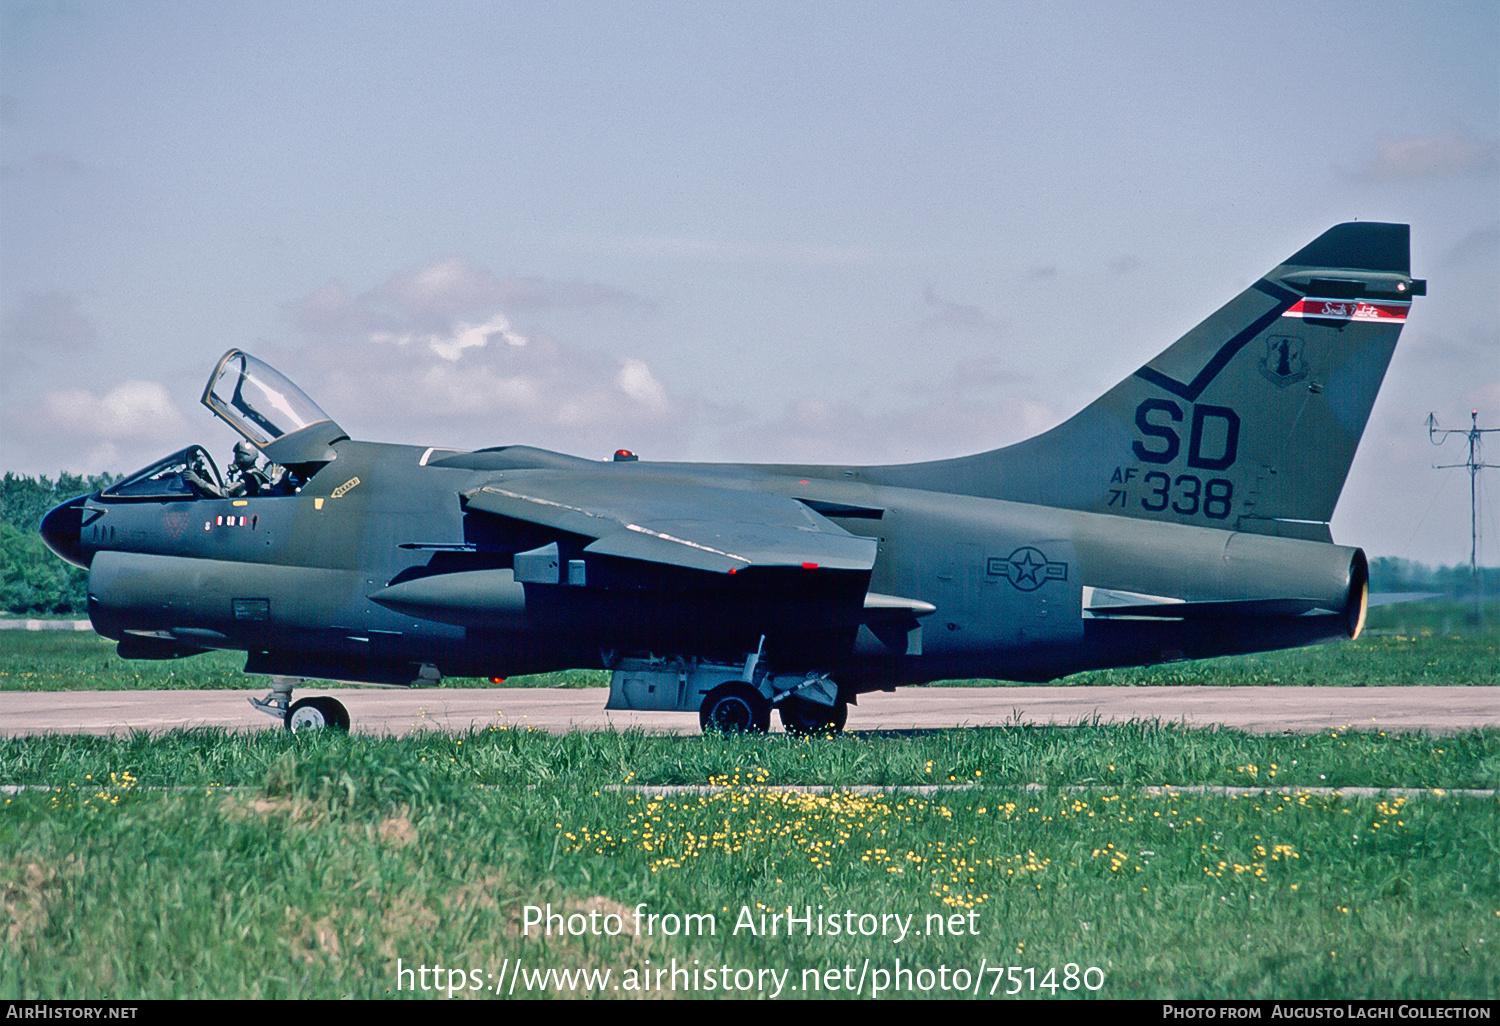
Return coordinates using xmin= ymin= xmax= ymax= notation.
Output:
xmin=615 ymin=358 xmax=669 ymax=412
xmin=395 ymin=256 xmax=499 ymax=311
xmin=693 ymin=335 xmax=1059 ymax=465
xmin=275 ymin=257 xmax=677 ymax=453
xmin=372 ymin=312 xmax=529 ymax=362
xmin=413 ymin=361 xmax=542 ymax=416
xmin=282 ymin=256 xmax=653 ymax=339
xmin=260 ymin=314 xmax=1067 ymax=471
xmin=13 ymin=379 xmax=193 ymax=470
xmin=282 ymin=280 xmax=358 ymax=336
xmin=2 ymin=291 xmax=98 ymax=352
xmin=269 ymin=256 xmax=1065 ymax=465
xmin=556 ymin=231 xmax=894 ymax=267
xmin=278 ymin=316 xmax=682 ymax=456
xmin=278 ymin=295 xmax=1045 ymax=466
xmin=497 ymin=276 xmax=655 ymax=311
xmin=44 ymin=380 xmax=188 ymax=439
xmin=1352 ymin=130 xmax=1499 ymax=181
xmin=1109 ymin=255 xmax=1141 ymax=275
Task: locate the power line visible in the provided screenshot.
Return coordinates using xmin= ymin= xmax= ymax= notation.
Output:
xmin=1428 ymin=410 xmax=1499 ymax=597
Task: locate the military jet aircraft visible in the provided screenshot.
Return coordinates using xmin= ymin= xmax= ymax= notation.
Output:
xmin=41 ymin=222 xmax=1423 ymax=734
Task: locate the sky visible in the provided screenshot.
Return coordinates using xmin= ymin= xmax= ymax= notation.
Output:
xmin=2 ymin=0 xmax=1497 ymax=566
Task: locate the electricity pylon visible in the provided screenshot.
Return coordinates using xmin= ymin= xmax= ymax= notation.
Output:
xmin=1429 ymin=410 xmax=1498 ymax=612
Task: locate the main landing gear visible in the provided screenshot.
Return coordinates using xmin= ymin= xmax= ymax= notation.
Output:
xmin=698 ymin=683 xmax=771 ymax=733
xmin=602 ymin=649 xmax=853 ymax=736
xmin=777 ymin=695 xmax=849 ymax=736
xmin=249 ymin=676 xmax=350 ymax=732
xmin=695 ymin=681 xmax=849 ymax=736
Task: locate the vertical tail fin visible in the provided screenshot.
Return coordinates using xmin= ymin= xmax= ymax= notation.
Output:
xmin=876 ymin=222 xmax=1423 ymax=541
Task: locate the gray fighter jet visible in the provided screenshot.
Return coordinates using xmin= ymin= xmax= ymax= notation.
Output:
xmin=41 ymin=222 xmax=1423 ymax=733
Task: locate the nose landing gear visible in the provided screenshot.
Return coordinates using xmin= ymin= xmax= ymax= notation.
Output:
xmin=286 ymin=696 xmax=351 ymax=732
xmin=249 ymin=676 xmax=350 ymax=732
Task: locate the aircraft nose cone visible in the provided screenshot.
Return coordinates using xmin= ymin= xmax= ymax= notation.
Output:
xmin=40 ymin=495 xmax=90 ymax=569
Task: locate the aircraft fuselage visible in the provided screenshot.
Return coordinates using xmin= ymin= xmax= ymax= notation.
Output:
xmin=50 ymin=438 xmax=1364 ymax=695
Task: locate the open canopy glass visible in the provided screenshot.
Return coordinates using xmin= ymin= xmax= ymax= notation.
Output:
xmin=202 ymin=349 xmax=339 ymax=447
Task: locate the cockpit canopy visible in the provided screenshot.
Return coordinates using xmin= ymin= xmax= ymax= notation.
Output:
xmin=202 ymin=350 xmax=347 ymax=465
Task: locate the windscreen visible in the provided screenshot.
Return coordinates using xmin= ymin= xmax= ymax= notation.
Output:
xmin=101 ymin=446 xmax=222 ymax=501
xmin=203 ymin=350 xmax=335 ymax=447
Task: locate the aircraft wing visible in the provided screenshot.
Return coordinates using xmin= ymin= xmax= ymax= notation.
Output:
xmin=463 ymin=472 xmax=879 ymax=575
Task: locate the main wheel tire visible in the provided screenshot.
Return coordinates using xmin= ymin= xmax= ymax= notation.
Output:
xmin=778 ymin=696 xmax=848 ymax=736
xmin=698 ymin=683 xmax=770 ymax=734
xmin=285 ymin=696 xmax=351 ymax=732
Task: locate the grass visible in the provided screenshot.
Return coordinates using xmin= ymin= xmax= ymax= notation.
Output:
xmin=2 ymin=725 xmax=1497 ymax=999
xmin=2 ymin=600 xmax=1496 ymax=999
xmin=5 ymin=720 xmax=1495 ymax=791
xmin=2 ymin=601 xmax=1495 ymax=692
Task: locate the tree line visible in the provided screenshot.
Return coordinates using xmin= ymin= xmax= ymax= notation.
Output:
xmin=1366 ymin=556 xmax=1500 ymax=597
xmin=2 ymin=472 xmax=118 ymax=615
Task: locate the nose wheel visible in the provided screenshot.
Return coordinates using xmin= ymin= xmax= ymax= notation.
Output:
xmin=250 ymin=676 xmax=351 ymax=732
xmin=285 ymin=696 xmax=351 ymax=732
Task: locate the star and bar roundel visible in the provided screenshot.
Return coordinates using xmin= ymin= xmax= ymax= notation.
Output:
xmin=987 ymin=547 xmax=1069 ymax=591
